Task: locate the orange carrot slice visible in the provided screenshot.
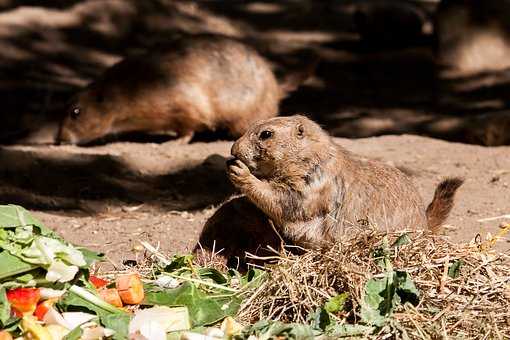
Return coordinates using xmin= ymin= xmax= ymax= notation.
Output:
xmin=116 ymin=274 xmax=144 ymax=305
xmin=99 ymin=288 xmax=123 ymax=307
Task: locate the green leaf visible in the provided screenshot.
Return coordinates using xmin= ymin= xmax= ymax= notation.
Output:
xmin=12 ymin=226 xmax=34 ymax=244
xmin=0 ymin=205 xmax=102 ymax=284
xmin=144 ymin=282 xmax=241 ymax=327
xmin=14 ymin=273 xmax=35 ymax=284
xmin=0 ymin=251 xmax=37 ymax=280
xmin=239 ymin=268 xmax=266 ymax=288
xmin=361 ymin=270 xmax=420 ymax=327
xmin=63 ymin=325 xmax=83 ymax=340
xmin=0 ymin=205 xmax=55 ymax=237
xmin=391 ymin=234 xmax=411 ymax=248
xmin=324 ymin=292 xmax=349 ymax=313
xmin=1 ymin=317 xmax=20 ymax=333
xmin=197 ymin=268 xmax=227 ymax=284
xmin=372 ymin=237 xmax=392 ymax=271
xmin=78 ymin=248 xmax=104 ymax=267
xmin=235 ymin=320 xmax=316 ymax=340
xmin=0 ymin=287 xmax=11 ymax=325
xmin=164 ymin=255 xmax=194 ymax=272
xmin=308 ymin=308 xmax=331 ymax=331
xmin=360 ymin=275 xmax=393 ymax=327
xmin=0 ymin=287 xmax=18 ymax=331
xmin=0 ymin=205 xmax=43 ymax=229
xmin=325 ymin=323 xmax=375 ymax=337
xmin=101 ymin=314 xmax=131 ymax=340
xmin=21 ymin=236 xmax=86 ymax=267
xmin=448 ymin=260 xmax=464 ymax=279
xmin=394 ymin=271 xmax=419 ymax=305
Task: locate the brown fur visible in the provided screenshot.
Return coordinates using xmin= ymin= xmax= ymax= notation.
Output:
xmin=58 ymin=35 xmax=310 ymax=145
xmin=228 ymin=115 xmax=463 ymax=248
xmin=426 ymin=177 xmax=464 ymax=233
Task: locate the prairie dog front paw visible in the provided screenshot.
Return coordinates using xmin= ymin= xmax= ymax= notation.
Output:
xmin=228 ymin=159 xmax=254 ymax=188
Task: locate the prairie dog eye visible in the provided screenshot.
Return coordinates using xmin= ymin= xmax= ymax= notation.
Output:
xmin=259 ymin=130 xmax=273 ymax=140
xmin=297 ymin=123 xmax=304 ymax=138
xmin=71 ymin=107 xmax=81 ymax=119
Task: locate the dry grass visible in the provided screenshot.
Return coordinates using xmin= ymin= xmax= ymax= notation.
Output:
xmin=237 ymin=229 xmax=510 ymax=339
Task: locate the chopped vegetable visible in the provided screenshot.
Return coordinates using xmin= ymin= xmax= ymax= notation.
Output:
xmin=221 ymin=316 xmax=244 ymax=337
xmin=6 ymin=288 xmax=40 ymax=316
xmin=68 ymin=285 xmax=125 ymax=314
xmin=46 ymin=260 xmax=79 ymax=283
xmin=131 ymin=321 xmax=166 ymax=340
xmin=180 ymin=332 xmax=217 ymax=340
xmin=20 ymin=316 xmax=52 ymax=340
xmin=81 ymin=323 xmax=115 ymax=340
xmin=99 ymin=289 xmax=123 ymax=308
xmin=62 ymin=312 xmax=97 ymax=330
xmin=116 ymin=274 xmax=144 ymax=305
xmin=38 ymin=288 xmax=65 ymax=300
xmin=42 ymin=307 xmax=70 ymax=330
xmin=129 ymin=306 xmax=190 ymax=338
xmin=204 ymin=327 xmax=224 ymax=337
xmin=89 ymin=275 xmax=109 ymax=289
xmin=34 ymin=298 xmax=58 ymax=321
xmin=0 ymin=331 xmax=12 ymax=340
xmin=45 ymin=324 xmax=69 ymax=340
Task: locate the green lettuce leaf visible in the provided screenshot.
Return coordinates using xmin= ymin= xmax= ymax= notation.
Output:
xmin=0 ymin=251 xmax=37 ymax=281
xmin=144 ymin=282 xmax=241 ymax=327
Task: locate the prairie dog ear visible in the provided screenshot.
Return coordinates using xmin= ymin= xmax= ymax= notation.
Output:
xmin=296 ymin=123 xmax=305 ymax=139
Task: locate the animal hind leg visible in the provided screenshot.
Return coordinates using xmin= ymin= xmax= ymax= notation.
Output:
xmin=175 ymin=130 xmax=195 ymax=144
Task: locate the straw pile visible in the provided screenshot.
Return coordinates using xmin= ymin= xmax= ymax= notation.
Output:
xmin=98 ymin=227 xmax=510 ymax=338
xmin=237 ymin=229 xmax=510 ymax=339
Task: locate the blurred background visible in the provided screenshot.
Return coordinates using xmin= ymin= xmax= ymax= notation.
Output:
xmin=1 ymin=0 xmax=510 ymax=147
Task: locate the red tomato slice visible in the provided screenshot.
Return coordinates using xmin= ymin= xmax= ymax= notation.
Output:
xmin=89 ymin=275 xmax=109 ymax=289
xmin=33 ymin=299 xmax=57 ymax=321
xmin=6 ymin=288 xmax=40 ymax=315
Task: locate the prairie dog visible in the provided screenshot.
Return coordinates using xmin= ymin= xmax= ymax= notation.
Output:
xmin=228 ymin=115 xmax=463 ymax=248
xmin=58 ymin=35 xmax=313 ymax=145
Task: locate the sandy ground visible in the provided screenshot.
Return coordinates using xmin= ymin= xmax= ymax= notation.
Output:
xmin=0 ymin=135 xmax=506 ymax=264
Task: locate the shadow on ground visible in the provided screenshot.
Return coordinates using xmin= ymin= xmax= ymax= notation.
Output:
xmin=0 ymin=144 xmax=235 ymax=212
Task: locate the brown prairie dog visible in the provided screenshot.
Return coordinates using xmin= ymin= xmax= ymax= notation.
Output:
xmin=58 ymin=34 xmax=314 ymax=145
xmin=228 ymin=115 xmax=463 ymax=248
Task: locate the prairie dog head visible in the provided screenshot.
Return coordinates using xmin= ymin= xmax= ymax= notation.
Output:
xmin=58 ymin=84 xmax=115 ymax=145
xmin=230 ymin=115 xmax=333 ymax=178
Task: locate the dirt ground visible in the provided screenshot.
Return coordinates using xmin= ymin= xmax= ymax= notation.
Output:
xmin=0 ymin=1 xmax=509 ymax=265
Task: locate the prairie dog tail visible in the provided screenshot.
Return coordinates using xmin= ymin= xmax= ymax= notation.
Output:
xmin=426 ymin=177 xmax=464 ymax=233
xmin=278 ymin=55 xmax=319 ymax=96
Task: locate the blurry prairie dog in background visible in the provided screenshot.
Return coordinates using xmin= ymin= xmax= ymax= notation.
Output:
xmin=435 ymin=0 xmax=510 ymax=75
xmin=58 ymin=34 xmax=315 ymax=145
